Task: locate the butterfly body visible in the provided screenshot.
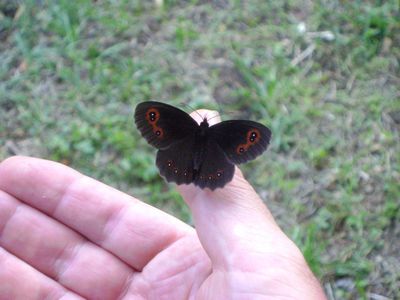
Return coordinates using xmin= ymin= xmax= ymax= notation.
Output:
xmin=192 ymin=119 xmax=211 ymax=170
xmin=135 ymin=101 xmax=271 ymax=190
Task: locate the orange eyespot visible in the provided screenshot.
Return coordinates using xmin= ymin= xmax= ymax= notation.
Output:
xmin=145 ymin=108 xmax=163 ymax=139
xmin=247 ymin=128 xmax=260 ymax=144
xmin=153 ymin=126 xmax=164 ymax=138
xmin=146 ymin=108 xmax=160 ymax=124
xmin=236 ymin=144 xmax=248 ymax=154
xmin=236 ymin=128 xmax=261 ymax=154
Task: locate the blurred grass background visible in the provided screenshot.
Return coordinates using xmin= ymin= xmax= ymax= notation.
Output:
xmin=0 ymin=0 xmax=399 ymax=298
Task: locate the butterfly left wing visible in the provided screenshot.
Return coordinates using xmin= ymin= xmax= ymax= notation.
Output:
xmin=135 ymin=101 xmax=198 ymax=150
xmin=209 ymin=120 xmax=271 ymax=164
xmin=156 ymin=136 xmax=196 ymax=185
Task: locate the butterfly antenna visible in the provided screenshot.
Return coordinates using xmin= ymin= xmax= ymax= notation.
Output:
xmin=206 ymin=113 xmax=222 ymax=122
xmin=206 ymin=102 xmax=232 ymax=122
xmin=181 ymin=102 xmax=208 ymax=121
xmin=213 ymin=102 xmax=238 ymax=119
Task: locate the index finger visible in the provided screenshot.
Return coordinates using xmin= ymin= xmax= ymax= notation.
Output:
xmin=0 ymin=156 xmax=193 ymax=270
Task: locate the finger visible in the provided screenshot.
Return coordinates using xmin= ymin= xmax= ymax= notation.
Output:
xmin=0 ymin=156 xmax=193 ymax=271
xmin=0 ymin=189 xmax=132 ymax=299
xmin=178 ymin=110 xmax=299 ymax=269
xmin=0 ymin=247 xmax=84 ymax=300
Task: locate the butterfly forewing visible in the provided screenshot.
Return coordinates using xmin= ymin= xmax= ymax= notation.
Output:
xmin=209 ymin=120 xmax=271 ymax=164
xmin=135 ymin=101 xmax=198 ymax=150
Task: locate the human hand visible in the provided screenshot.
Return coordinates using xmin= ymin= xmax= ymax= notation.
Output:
xmin=0 ymin=112 xmax=326 ymax=300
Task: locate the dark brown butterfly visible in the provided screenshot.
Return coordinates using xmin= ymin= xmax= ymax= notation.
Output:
xmin=134 ymin=101 xmax=271 ymax=190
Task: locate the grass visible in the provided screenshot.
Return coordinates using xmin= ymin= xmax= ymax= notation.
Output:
xmin=1 ymin=0 xmax=399 ymax=298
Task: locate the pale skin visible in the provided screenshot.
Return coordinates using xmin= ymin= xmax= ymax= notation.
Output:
xmin=0 ymin=110 xmax=326 ymax=300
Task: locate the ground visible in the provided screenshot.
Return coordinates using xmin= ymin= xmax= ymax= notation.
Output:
xmin=0 ymin=1 xmax=399 ymax=299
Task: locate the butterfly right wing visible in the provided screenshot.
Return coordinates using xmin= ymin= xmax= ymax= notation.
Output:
xmin=135 ymin=101 xmax=198 ymax=150
xmin=209 ymin=120 xmax=271 ymax=164
xmin=194 ymin=140 xmax=235 ymax=190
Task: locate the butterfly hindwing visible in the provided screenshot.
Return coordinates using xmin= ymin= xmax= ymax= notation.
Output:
xmin=156 ymin=136 xmax=196 ymax=185
xmin=209 ymin=120 xmax=271 ymax=164
xmin=194 ymin=140 xmax=235 ymax=190
xmin=135 ymin=101 xmax=198 ymax=150
xmin=156 ymin=137 xmax=235 ymax=190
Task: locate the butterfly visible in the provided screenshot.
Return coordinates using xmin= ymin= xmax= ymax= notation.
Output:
xmin=134 ymin=101 xmax=271 ymax=190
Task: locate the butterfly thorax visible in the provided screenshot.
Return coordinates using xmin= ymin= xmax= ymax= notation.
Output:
xmin=198 ymin=118 xmax=210 ymax=136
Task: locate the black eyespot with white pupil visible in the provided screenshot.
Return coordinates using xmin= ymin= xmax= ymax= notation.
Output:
xmin=167 ymin=161 xmax=172 ymax=167
xmin=249 ymin=131 xmax=257 ymax=142
xmin=149 ymin=112 xmax=156 ymax=121
xmin=239 ymin=147 xmax=245 ymax=153
xmin=217 ymin=172 xmax=222 ymax=177
xmin=155 ymin=130 xmax=161 ymax=136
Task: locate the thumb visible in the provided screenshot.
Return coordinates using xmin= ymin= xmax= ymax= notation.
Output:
xmin=177 ymin=109 xmax=326 ymax=299
xmin=177 ymin=109 xmax=289 ymax=269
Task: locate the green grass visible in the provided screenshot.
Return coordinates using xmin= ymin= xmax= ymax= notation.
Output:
xmin=1 ymin=0 xmax=399 ymax=298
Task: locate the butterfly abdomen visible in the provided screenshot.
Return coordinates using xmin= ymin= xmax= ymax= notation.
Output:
xmin=192 ymin=131 xmax=208 ymax=173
